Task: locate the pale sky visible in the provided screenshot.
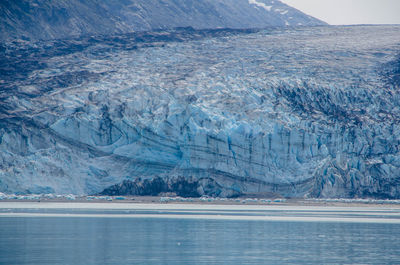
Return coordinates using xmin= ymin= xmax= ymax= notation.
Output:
xmin=280 ymin=0 xmax=400 ymax=25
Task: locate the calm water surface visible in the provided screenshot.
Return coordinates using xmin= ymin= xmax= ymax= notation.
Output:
xmin=0 ymin=204 xmax=400 ymax=264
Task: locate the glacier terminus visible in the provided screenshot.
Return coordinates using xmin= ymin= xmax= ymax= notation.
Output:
xmin=1 ymin=19 xmax=400 ymax=198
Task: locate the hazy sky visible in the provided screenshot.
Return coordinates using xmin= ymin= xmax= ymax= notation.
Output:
xmin=280 ymin=0 xmax=400 ymax=25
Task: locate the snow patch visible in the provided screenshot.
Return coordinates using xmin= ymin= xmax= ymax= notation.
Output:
xmin=275 ymin=9 xmax=288 ymax=15
xmin=248 ymin=0 xmax=272 ymax=11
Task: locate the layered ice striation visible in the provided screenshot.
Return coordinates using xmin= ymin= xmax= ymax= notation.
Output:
xmin=0 ymin=0 xmax=326 ymax=42
xmin=1 ymin=26 xmax=400 ymax=198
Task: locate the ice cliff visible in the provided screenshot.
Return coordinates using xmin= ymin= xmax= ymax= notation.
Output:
xmin=1 ymin=26 xmax=400 ymax=198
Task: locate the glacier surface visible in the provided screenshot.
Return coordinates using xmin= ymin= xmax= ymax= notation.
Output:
xmin=1 ymin=26 xmax=400 ymax=198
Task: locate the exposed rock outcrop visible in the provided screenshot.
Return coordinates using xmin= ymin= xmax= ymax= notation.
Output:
xmin=99 ymin=176 xmax=241 ymax=198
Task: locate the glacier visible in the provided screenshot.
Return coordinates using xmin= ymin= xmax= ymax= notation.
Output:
xmin=1 ymin=25 xmax=400 ymax=198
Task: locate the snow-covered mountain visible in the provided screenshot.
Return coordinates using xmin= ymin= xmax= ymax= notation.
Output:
xmin=0 ymin=0 xmax=326 ymax=42
xmin=1 ymin=25 xmax=400 ymax=198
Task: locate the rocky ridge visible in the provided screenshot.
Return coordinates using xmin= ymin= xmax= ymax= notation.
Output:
xmin=0 ymin=0 xmax=326 ymax=42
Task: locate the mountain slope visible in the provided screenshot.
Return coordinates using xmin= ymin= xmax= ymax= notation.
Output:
xmin=0 ymin=0 xmax=326 ymax=41
xmin=1 ymin=26 xmax=400 ymax=198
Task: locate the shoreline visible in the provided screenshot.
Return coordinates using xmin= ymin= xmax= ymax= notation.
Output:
xmin=1 ymin=199 xmax=400 ymax=224
xmin=1 ymin=195 xmax=400 ymax=208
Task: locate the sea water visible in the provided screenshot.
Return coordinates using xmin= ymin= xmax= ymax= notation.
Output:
xmin=0 ymin=203 xmax=399 ymax=264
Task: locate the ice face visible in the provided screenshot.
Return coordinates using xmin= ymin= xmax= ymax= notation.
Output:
xmin=1 ymin=26 xmax=400 ymax=197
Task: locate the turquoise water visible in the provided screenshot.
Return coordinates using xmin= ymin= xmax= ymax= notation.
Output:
xmin=1 ymin=203 xmax=400 ymax=264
